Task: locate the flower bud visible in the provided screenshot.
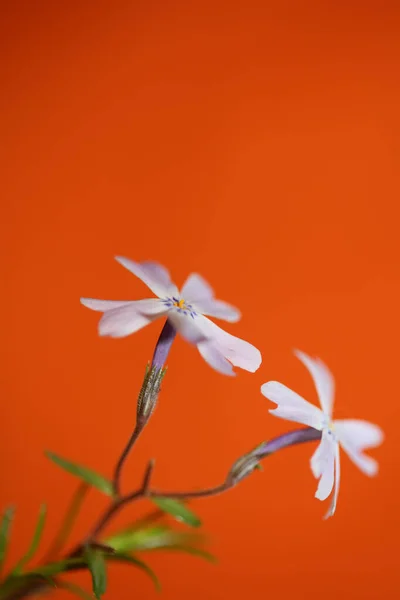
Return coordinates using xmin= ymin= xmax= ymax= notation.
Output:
xmin=136 ymin=364 xmax=167 ymax=422
xmin=227 ymin=444 xmax=264 ymax=485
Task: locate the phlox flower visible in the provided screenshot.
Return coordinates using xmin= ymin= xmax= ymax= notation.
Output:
xmin=81 ymin=257 xmax=261 ymax=376
xmin=261 ymin=350 xmax=383 ymax=518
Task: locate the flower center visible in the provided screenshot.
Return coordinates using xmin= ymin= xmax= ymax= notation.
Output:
xmin=324 ymin=420 xmax=336 ymax=438
xmin=173 ymin=298 xmax=186 ymax=309
xmin=161 ymin=296 xmax=198 ymax=319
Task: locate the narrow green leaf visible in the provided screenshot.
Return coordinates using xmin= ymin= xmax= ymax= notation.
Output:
xmin=0 ymin=506 xmax=15 ymax=574
xmin=30 ymin=557 xmax=84 ymax=577
xmin=26 ymin=573 xmax=57 ymax=588
xmin=45 ymin=451 xmax=114 ymax=497
xmin=58 ymin=581 xmax=93 ymax=599
xmin=157 ymin=545 xmax=217 ymax=563
xmin=85 ymin=547 xmax=107 ymax=599
xmin=151 ymin=498 xmax=201 ymax=527
xmin=108 ymin=554 xmax=161 ymax=592
xmin=13 ymin=504 xmax=47 ymax=574
xmin=45 ymin=482 xmax=89 ymax=561
xmin=105 ymin=525 xmax=202 ymax=553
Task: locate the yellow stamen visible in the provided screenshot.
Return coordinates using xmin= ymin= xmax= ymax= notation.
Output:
xmin=174 ymin=298 xmax=186 ymax=309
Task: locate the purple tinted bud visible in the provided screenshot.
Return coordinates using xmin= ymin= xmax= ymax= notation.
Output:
xmin=151 ymin=320 xmax=177 ymax=370
xmin=254 ymin=427 xmax=322 ymax=458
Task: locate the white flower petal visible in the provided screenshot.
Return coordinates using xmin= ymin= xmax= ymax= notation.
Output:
xmin=180 ymin=273 xmax=214 ymax=301
xmin=192 ymin=298 xmax=241 ymax=323
xmin=334 ymin=419 xmax=383 ymax=476
xmin=312 ymin=430 xmax=336 ymax=501
xmin=199 ymin=318 xmax=261 ymax=372
xmin=261 ymin=381 xmax=324 ymax=430
xmin=334 ymin=419 xmax=384 ymax=449
xmin=324 ymin=443 xmax=341 ymax=519
xmin=197 ymin=339 xmax=235 ymax=376
xmin=81 ymin=298 xmax=166 ymax=315
xmin=294 ymin=350 xmax=335 ymax=417
xmin=166 ymin=312 xmax=204 ymax=343
xmin=97 ymin=300 xmax=168 ymax=338
xmin=310 ymin=430 xmax=330 ymax=478
xmin=115 ymin=257 xmax=179 ymax=298
xmin=81 ymin=298 xmax=133 ymax=311
xmin=181 ymin=273 xmax=241 ymax=323
xmin=168 ymin=312 xmax=261 ymax=373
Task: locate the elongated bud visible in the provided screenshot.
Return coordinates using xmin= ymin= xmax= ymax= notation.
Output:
xmin=136 ymin=364 xmax=167 ymax=422
xmin=151 ymin=320 xmax=177 ymax=369
xmin=227 ymin=443 xmax=264 ymax=485
xmin=253 ymin=428 xmax=321 ymax=458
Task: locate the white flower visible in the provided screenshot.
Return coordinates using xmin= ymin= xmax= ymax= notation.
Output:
xmin=81 ymin=257 xmax=261 ymax=376
xmin=261 ymin=350 xmax=383 ymax=518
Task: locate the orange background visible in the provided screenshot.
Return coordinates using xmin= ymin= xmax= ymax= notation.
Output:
xmin=1 ymin=1 xmax=400 ymax=598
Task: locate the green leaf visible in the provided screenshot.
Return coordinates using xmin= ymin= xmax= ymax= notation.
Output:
xmin=26 ymin=573 xmax=57 ymax=588
xmin=105 ymin=525 xmax=202 ymax=553
xmin=45 ymin=451 xmax=114 ymax=497
xmin=151 ymin=498 xmax=201 ymax=527
xmin=108 ymin=554 xmax=160 ymax=592
xmin=46 ymin=482 xmax=89 ymax=560
xmin=156 ymin=544 xmax=216 ymax=563
xmin=0 ymin=506 xmax=15 ymax=574
xmin=30 ymin=557 xmax=84 ymax=577
xmin=85 ymin=547 xmax=107 ymax=599
xmin=58 ymin=581 xmax=93 ymax=599
xmin=13 ymin=504 xmax=47 ymax=574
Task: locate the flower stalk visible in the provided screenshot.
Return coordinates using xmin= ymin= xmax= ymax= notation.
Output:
xmin=0 ymin=258 xmax=383 ymax=600
xmin=112 ymin=320 xmax=173 ymax=496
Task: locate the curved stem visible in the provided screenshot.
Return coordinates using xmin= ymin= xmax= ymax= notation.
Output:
xmin=81 ymin=427 xmax=321 ymax=544
xmin=112 ymin=424 xmax=143 ymax=496
xmin=77 ymin=490 xmax=143 ymax=549
xmin=149 ymin=483 xmax=228 ymax=500
xmin=113 ymin=321 xmax=176 ymax=496
xmin=0 ymin=427 xmax=321 ymax=600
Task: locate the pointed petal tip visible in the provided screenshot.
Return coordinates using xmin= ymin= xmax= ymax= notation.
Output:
xmin=293 ymin=348 xmax=316 ymax=364
xmin=364 ymin=459 xmax=379 ymax=477
xmin=80 ymin=297 xmax=93 ymax=306
xmin=373 ymin=426 xmax=385 ymax=447
xmin=225 ymin=310 xmax=242 ymax=323
xmin=322 ymin=508 xmax=335 ymax=520
xmin=80 ymin=297 xmax=101 ymax=310
xmin=114 ymin=255 xmax=133 ymax=269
